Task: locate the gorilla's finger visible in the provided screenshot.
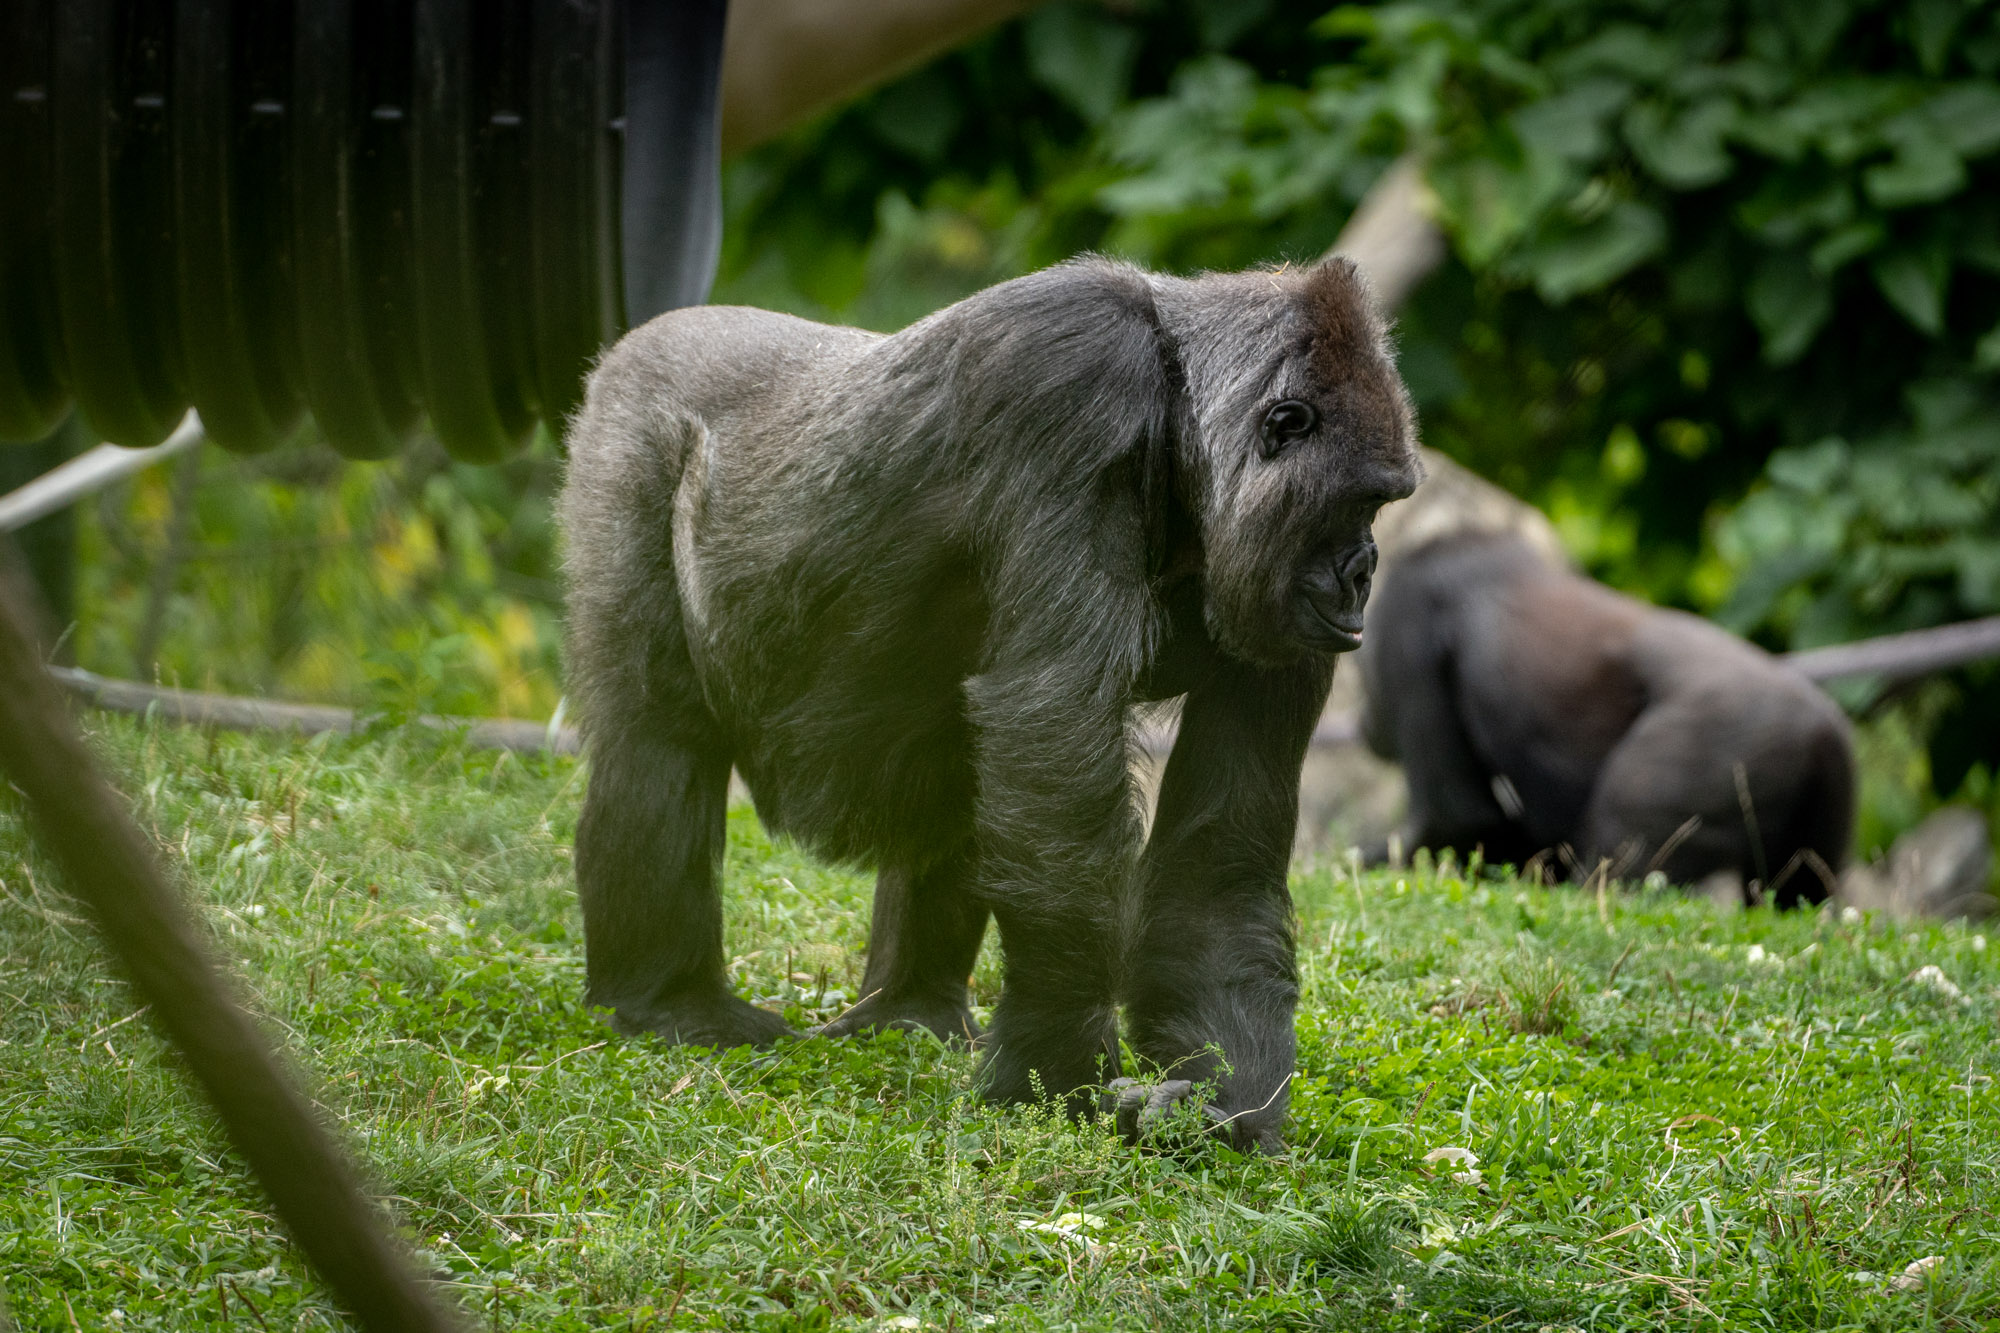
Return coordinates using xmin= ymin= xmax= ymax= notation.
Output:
xmin=1136 ymin=1080 xmax=1198 ymax=1136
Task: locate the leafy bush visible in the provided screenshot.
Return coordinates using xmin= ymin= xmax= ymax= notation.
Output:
xmin=1085 ymin=0 xmax=2000 ymax=791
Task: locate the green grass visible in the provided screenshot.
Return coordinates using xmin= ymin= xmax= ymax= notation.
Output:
xmin=4 ymin=717 xmax=2000 ymax=1331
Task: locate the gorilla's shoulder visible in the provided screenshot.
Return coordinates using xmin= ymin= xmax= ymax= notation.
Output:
xmin=614 ymin=304 xmax=875 ymax=368
xmin=589 ymin=305 xmax=879 ymax=415
xmin=929 ymin=256 xmax=1161 ymax=332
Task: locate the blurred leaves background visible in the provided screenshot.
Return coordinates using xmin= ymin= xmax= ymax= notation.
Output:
xmin=59 ymin=0 xmax=2000 ymax=853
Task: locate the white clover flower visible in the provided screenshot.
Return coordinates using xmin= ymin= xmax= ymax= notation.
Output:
xmin=1910 ymin=965 xmax=1966 ymax=1002
xmin=1973 ymin=935 xmax=1987 ymax=952
xmin=1423 ymin=1146 xmax=1483 ymax=1184
xmin=1018 ymin=1212 xmax=1114 ymax=1255
xmin=1841 ymin=905 xmax=1863 ymax=925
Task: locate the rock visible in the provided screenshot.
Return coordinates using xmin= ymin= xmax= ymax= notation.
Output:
xmin=1372 ymin=448 xmax=1567 ymax=570
xmin=1890 ymin=1255 xmax=1946 ymax=1292
xmin=1841 ymin=806 xmax=1995 ymax=920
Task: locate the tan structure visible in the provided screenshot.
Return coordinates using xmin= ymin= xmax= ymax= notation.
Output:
xmin=722 ymin=0 xmax=1047 ymax=154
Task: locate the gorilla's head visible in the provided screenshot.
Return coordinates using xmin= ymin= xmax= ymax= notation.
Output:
xmin=1156 ymin=257 xmax=1422 ymax=666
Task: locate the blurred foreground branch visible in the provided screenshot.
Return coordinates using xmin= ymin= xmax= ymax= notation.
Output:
xmin=0 ymin=412 xmax=204 ymax=534
xmin=1786 ymin=616 xmax=2000 ymax=685
xmin=0 ymin=558 xmax=467 ymax=1333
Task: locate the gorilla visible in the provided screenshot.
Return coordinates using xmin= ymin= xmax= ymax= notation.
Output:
xmin=1358 ymin=530 xmax=1854 ymax=905
xmin=560 ymin=256 xmax=1420 ymax=1148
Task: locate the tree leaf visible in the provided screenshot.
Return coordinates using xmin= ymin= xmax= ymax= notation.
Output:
xmin=1747 ymin=250 xmax=1834 ymax=363
xmin=1810 ymin=220 xmax=1885 ymax=272
xmin=1864 ymin=119 xmax=1966 ymax=207
xmin=1187 ymin=0 xmax=1277 ymax=51
xmin=1518 ymin=198 xmax=1667 ymax=302
xmin=1550 ymin=23 xmax=1678 ymax=81
xmin=1736 ymin=169 xmax=1854 ymax=244
xmin=1975 ymin=320 xmax=2000 ymax=372
xmin=1871 ymin=246 xmax=1950 ymax=333
xmin=1623 ymin=96 xmax=1739 ymax=188
xmin=1025 ymin=3 xmax=1142 ymax=125
xmin=1767 ymin=436 xmax=1852 ymax=494
xmin=866 ymin=69 xmax=963 ymax=164
xmin=1776 ymin=0 xmax=1855 ymax=66
xmin=1512 ymin=78 xmax=1633 ymax=164
xmin=1908 ymin=0 xmax=1962 ymax=76
xmin=1925 ymin=83 xmax=2000 ymax=157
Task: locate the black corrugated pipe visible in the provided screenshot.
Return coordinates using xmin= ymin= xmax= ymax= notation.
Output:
xmin=0 ymin=0 xmax=727 ymax=462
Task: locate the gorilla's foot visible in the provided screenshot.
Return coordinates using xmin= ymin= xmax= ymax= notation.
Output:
xmin=817 ymin=991 xmax=981 ymax=1046
xmin=600 ymin=989 xmax=797 ymax=1048
xmin=1103 ymin=1078 xmax=1283 ymax=1155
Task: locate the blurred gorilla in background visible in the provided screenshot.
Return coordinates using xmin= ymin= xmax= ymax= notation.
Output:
xmin=1359 ymin=531 xmax=1853 ymax=906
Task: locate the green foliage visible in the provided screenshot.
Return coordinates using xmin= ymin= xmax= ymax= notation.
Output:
xmin=72 ymin=430 xmax=566 ymax=719
xmin=8 ymin=720 xmax=2000 ymax=1329
xmin=710 ymin=0 xmax=1354 ymax=330
xmin=1081 ymin=0 xmax=2000 ymax=797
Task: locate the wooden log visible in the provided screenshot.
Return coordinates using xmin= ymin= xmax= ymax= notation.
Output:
xmin=49 ymin=666 xmax=582 ymax=755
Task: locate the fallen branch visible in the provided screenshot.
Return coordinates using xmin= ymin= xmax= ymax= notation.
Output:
xmin=50 ymin=666 xmax=582 ymax=756
xmin=50 ymin=666 xmax=1350 ymax=758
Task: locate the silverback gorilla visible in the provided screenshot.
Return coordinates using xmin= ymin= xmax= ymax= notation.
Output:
xmin=561 ymin=257 xmax=1420 ymax=1149
xmin=1359 ymin=531 xmax=1854 ymax=905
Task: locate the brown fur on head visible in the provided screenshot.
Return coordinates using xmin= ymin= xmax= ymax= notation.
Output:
xmin=1304 ymin=259 xmax=1416 ymax=449
xmin=1157 ymin=255 xmax=1422 ymax=666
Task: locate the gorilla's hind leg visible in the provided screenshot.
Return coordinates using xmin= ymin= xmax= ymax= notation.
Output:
xmin=576 ymin=719 xmax=795 ymax=1047
xmin=821 ymin=853 xmax=989 ymax=1044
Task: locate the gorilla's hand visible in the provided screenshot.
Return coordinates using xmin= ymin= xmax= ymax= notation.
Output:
xmin=1106 ymin=1076 xmax=1205 ymax=1139
xmin=1105 ymin=1077 xmax=1285 ymax=1153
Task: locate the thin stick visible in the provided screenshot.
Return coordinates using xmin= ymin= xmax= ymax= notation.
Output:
xmin=1645 ymin=817 xmax=1702 ymax=878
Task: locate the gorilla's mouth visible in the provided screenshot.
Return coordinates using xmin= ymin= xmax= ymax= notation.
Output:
xmin=1293 ymin=590 xmax=1364 ymax=652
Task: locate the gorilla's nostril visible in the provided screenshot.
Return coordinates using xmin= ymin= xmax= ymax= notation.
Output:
xmin=1334 ymin=542 xmax=1378 ymax=602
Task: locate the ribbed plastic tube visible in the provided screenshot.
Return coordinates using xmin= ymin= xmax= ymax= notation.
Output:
xmin=0 ymin=0 xmax=724 ymax=462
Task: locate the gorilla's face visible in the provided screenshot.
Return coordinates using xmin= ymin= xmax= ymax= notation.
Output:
xmin=1177 ymin=259 xmax=1422 ymax=665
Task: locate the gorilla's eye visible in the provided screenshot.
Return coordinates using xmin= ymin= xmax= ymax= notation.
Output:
xmin=1258 ymin=399 xmax=1318 ymax=458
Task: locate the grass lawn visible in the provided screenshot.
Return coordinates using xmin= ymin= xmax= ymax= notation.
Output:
xmin=4 ymin=717 xmax=1999 ymax=1331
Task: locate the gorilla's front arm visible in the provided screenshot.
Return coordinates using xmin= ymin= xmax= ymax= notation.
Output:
xmin=1126 ymin=655 xmax=1333 ymax=1150
xmin=956 ymin=493 xmax=1158 ymax=1110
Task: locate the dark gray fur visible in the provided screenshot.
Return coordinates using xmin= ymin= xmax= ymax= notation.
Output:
xmin=560 ymin=256 xmax=1419 ymax=1150
xmin=1359 ymin=531 xmax=1854 ymax=904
